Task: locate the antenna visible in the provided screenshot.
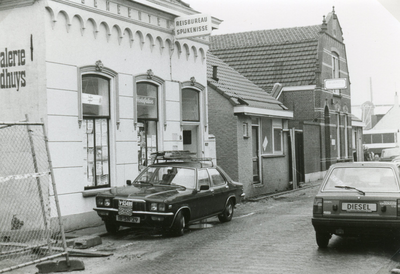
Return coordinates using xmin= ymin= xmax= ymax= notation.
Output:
xmin=370 ymin=77 xmax=373 ymax=103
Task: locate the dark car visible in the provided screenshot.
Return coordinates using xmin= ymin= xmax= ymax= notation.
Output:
xmin=94 ymin=151 xmax=244 ymax=236
xmin=312 ymin=162 xmax=400 ymax=248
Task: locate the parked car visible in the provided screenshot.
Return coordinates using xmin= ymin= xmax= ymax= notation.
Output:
xmin=312 ymin=161 xmax=400 ymax=248
xmin=94 ymin=151 xmax=245 ymax=236
xmin=380 ymin=147 xmax=400 ymax=162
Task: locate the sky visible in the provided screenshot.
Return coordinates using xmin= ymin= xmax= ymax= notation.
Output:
xmin=187 ymin=0 xmax=400 ymax=114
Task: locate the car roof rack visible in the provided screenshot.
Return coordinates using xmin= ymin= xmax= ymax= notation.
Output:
xmin=151 ymin=150 xmax=214 ymax=167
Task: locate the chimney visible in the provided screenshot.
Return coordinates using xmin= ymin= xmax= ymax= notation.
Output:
xmin=395 ymin=92 xmax=399 ymax=107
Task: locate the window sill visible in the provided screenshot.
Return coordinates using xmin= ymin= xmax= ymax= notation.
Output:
xmin=82 ymin=187 xmax=111 ymax=197
xmin=252 ymin=183 xmax=264 ymax=188
xmin=261 ymin=154 xmax=285 ymax=158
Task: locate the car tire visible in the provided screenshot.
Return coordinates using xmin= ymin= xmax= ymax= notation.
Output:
xmin=105 ymin=221 xmax=120 ymax=234
xmin=316 ymin=232 xmax=331 ymax=248
xmin=218 ymin=199 xmax=234 ymax=223
xmin=171 ymin=211 xmax=185 ymax=237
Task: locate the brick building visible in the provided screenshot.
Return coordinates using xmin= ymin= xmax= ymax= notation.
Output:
xmin=207 ymin=53 xmax=293 ymax=198
xmin=210 ymin=8 xmax=355 ymax=181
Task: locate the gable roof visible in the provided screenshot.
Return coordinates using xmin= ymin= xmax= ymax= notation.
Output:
xmin=371 ymin=93 xmax=400 ymax=131
xmin=207 ymin=52 xmax=291 ymax=115
xmin=210 ymin=25 xmax=322 ymax=93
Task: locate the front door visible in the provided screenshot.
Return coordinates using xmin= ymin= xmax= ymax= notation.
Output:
xmin=252 ymin=125 xmax=260 ymax=183
xmin=137 ymin=120 xmax=157 ymax=171
xmin=183 ymin=125 xmax=199 ymax=157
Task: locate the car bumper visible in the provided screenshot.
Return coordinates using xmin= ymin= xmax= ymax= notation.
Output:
xmin=94 ymin=207 xmax=175 ymax=229
xmin=312 ymin=217 xmax=400 ymax=236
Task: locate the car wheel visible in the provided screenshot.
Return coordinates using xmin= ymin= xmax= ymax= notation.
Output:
xmin=316 ymin=232 xmax=331 ymax=248
xmin=171 ymin=211 xmax=185 ymax=237
xmin=105 ymin=221 xmax=120 ymax=234
xmin=218 ymin=200 xmax=234 ymax=223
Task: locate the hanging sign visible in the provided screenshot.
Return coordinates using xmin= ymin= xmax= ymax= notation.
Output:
xmin=82 ymin=93 xmax=102 ymax=105
xmin=174 ymin=14 xmax=212 ymax=39
xmin=137 ymin=95 xmax=156 ymax=106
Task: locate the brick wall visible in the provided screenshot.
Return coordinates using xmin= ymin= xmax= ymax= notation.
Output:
xmin=207 ymin=86 xmax=239 ymax=180
xmin=303 ymin=123 xmax=321 ymax=174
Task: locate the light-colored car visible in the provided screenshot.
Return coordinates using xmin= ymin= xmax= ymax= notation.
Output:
xmin=380 ymin=147 xmax=400 ymax=162
xmin=312 ymin=162 xmax=400 ymax=248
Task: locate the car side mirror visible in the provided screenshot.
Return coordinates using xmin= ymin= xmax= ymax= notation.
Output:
xmin=126 ymin=180 xmax=132 ymax=186
xmin=200 ymin=185 xmax=209 ymax=191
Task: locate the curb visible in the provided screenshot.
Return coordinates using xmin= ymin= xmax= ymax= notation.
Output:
xmin=246 ymin=181 xmax=322 ymax=202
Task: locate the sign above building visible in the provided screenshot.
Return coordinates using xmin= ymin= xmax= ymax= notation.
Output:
xmin=174 ymin=14 xmax=212 ymax=39
xmin=324 ymin=78 xmax=347 ymax=90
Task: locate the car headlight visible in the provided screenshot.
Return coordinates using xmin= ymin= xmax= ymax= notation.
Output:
xmin=150 ymin=203 xmax=166 ymax=211
xmin=96 ymin=198 xmax=104 ymax=206
xmin=151 ymin=203 xmax=158 ymax=211
xmin=104 ymin=198 xmax=111 ymax=207
xmin=158 ymin=203 xmax=166 ymax=212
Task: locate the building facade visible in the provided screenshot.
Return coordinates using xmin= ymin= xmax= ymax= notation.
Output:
xmin=0 ymin=0 xmax=219 ymax=230
xmin=210 ymin=9 xmax=354 ymax=181
xmin=207 ymin=53 xmax=293 ymax=198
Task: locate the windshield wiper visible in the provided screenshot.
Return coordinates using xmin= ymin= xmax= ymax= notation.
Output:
xmin=335 ymin=185 xmax=365 ymax=195
xmin=134 ymin=181 xmax=153 ymax=186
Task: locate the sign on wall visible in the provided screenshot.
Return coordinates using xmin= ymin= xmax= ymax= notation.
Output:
xmin=0 ymin=48 xmax=27 ymax=91
xmin=174 ymin=14 xmax=212 ymax=39
xmin=324 ymin=78 xmax=347 ymax=90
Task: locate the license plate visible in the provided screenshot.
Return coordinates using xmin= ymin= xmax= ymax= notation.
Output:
xmin=116 ymin=215 xmax=140 ymax=223
xmin=342 ymin=203 xmax=377 ymax=212
xmin=119 ymin=200 xmax=133 ymax=207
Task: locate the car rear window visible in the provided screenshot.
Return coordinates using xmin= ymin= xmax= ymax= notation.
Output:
xmin=323 ymin=167 xmax=399 ymax=192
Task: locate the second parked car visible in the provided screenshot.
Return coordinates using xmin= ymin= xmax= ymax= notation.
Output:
xmin=312 ymin=161 xmax=400 ymax=248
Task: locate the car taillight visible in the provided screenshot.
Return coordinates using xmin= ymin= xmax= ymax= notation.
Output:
xmin=313 ymin=198 xmax=323 ymax=214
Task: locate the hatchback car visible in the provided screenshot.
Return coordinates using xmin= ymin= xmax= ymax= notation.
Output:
xmin=312 ymin=162 xmax=400 ymax=248
xmin=94 ymin=151 xmax=244 ymax=236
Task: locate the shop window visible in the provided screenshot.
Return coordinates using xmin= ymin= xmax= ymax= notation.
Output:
xmin=137 ymin=82 xmax=158 ymax=119
xmin=261 ymin=118 xmax=283 ymax=155
xmin=182 ymin=88 xmax=200 ymax=121
xmin=137 ymin=82 xmax=159 ymax=171
xmin=82 ymin=75 xmax=110 ymax=189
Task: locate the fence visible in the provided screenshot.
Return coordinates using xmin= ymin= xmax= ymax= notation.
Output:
xmin=0 ymin=121 xmax=68 ymax=273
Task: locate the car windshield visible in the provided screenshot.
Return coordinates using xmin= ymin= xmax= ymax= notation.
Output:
xmin=323 ymin=167 xmax=399 ymax=192
xmin=134 ymin=166 xmax=196 ymax=189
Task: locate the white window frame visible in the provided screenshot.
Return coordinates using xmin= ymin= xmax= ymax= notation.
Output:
xmin=260 ymin=118 xmax=284 ymax=156
xmin=332 ymin=53 xmax=340 ymax=95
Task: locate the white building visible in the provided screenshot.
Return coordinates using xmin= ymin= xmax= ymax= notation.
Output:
xmin=0 ymin=0 xmax=219 ymax=230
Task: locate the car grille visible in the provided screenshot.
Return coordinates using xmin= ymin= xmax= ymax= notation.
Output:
xmin=113 ymin=199 xmax=146 ymax=212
